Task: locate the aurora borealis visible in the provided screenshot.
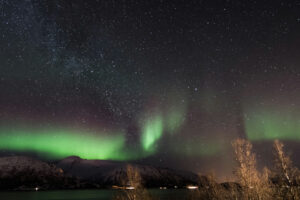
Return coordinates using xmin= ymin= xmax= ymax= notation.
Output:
xmin=0 ymin=127 xmax=126 ymax=160
xmin=1 ymin=0 xmax=300 ymax=179
xmin=141 ymin=114 xmax=163 ymax=153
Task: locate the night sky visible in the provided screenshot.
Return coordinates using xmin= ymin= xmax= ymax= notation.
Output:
xmin=1 ymin=0 xmax=300 ymax=180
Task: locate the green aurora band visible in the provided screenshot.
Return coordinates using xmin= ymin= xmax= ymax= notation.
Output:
xmin=0 ymin=99 xmax=188 ymax=159
xmin=141 ymin=114 xmax=164 ymax=152
xmin=0 ymin=127 xmax=128 ymax=160
xmin=140 ymin=106 xmax=186 ymax=153
xmin=244 ymin=105 xmax=300 ymax=141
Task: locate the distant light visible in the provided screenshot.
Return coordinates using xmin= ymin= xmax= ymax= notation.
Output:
xmin=35 ymin=187 xmax=39 ymax=191
xmin=174 ymin=185 xmax=178 ymax=189
xmin=159 ymin=187 xmax=167 ymax=190
xmin=125 ymin=186 xmax=135 ymax=190
xmin=187 ymin=185 xmax=198 ymax=190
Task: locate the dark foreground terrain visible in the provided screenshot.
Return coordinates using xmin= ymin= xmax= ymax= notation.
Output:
xmin=0 ymin=189 xmax=190 ymax=200
xmin=1 ymin=155 xmax=299 ymax=200
xmin=0 ymin=156 xmax=243 ymax=199
xmin=0 ymin=156 xmax=207 ymax=190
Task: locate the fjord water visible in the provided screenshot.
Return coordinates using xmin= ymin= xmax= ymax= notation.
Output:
xmin=0 ymin=189 xmax=189 ymax=200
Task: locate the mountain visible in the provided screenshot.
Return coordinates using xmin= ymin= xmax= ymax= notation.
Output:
xmin=56 ymin=156 xmax=209 ymax=188
xmin=0 ymin=156 xmax=80 ymax=190
xmin=0 ymin=156 xmax=211 ymax=190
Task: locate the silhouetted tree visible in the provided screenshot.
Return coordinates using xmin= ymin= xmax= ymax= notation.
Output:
xmin=232 ymin=138 xmax=272 ymax=200
xmin=113 ymin=164 xmax=152 ymax=200
xmin=273 ymin=140 xmax=299 ymax=200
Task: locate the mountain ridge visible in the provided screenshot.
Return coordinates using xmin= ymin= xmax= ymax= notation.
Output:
xmin=56 ymin=156 xmax=207 ymax=188
xmin=0 ymin=155 xmax=209 ymax=190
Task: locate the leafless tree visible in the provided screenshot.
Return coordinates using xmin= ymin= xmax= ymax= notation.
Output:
xmin=188 ymin=173 xmax=225 ymax=200
xmin=232 ymin=138 xmax=272 ymax=200
xmin=113 ymin=164 xmax=152 ymax=200
xmin=272 ymin=140 xmax=300 ymax=200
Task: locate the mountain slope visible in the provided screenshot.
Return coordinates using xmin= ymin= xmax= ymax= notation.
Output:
xmin=0 ymin=156 xmax=78 ymax=190
xmin=57 ymin=156 xmax=208 ymax=188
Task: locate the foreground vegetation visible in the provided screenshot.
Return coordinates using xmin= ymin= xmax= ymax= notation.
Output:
xmin=113 ymin=139 xmax=300 ymax=200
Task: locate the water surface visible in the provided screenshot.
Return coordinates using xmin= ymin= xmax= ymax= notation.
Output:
xmin=0 ymin=189 xmax=190 ymax=200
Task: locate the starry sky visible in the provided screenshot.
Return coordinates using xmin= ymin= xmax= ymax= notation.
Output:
xmin=1 ymin=0 xmax=300 ymax=180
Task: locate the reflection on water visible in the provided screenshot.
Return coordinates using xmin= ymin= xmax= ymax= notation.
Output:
xmin=0 ymin=189 xmax=189 ymax=200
